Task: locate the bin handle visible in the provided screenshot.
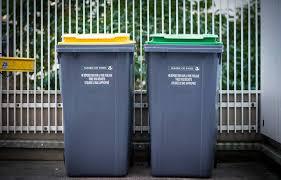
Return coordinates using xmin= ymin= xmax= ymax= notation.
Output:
xmin=62 ymin=33 xmax=130 ymax=41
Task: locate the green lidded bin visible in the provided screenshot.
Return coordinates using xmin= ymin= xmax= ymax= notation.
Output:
xmin=145 ymin=34 xmax=223 ymax=177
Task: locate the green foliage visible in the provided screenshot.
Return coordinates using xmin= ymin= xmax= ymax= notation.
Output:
xmin=1 ymin=0 xmax=260 ymax=90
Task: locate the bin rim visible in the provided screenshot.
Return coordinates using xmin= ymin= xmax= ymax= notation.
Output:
xmin=58 ymin=33 xmax=135 ymax=45
xmin=56 ymin=44 xmax=135 ymax=53
xmin=146 ymin=34 xmax=223 ymax=46
xmin=144 ymin=44 xmax=224 ymax=53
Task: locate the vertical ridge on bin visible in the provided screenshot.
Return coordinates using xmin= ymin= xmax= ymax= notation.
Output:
xmin=114 ymin=54 xmax=118 ymax=174
xmin=199 ymin=61 xmax=204 ymax=176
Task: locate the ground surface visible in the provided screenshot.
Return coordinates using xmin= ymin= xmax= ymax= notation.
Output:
xmin=0 ymin=161 xmax=280 ymax=180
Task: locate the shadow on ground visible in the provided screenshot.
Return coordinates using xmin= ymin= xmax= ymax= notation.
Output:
xmin=0 ymin=160 xmax=280 ymax=180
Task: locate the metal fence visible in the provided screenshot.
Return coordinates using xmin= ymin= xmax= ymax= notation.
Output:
xmin=0 ymin=0 xmax=260 ymax=134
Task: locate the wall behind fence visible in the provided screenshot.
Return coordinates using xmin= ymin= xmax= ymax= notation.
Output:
xmin=0 ymin=0 xmax=260 ymax=134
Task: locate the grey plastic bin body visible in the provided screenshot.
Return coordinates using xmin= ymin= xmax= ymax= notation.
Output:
xmin=145 ymin=45 xmax=223 ymax=177
xmin=57 ymin=44 xmax=134 ymax=177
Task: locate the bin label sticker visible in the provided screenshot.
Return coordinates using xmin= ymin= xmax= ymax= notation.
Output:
xmin=168 ymin=65 xmax=201 ymax=87
xmin=81 ymin=65 xmax=113 ymax=86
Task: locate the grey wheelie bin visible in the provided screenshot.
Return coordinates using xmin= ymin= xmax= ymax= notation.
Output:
xmin=57 ymin=34 xmax=135 ymax=177
xmin=145 ymin=34 xmax=223 ymax=177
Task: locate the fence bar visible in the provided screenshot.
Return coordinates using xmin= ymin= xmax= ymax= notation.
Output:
xmin=40 ymin=0 xmax=44 ymax=133
xmin=90 ymin=0 xmax=92 ymax=33
xmin=212 ymin=0 xmax=214 ymax=34
xmin=190 ymin=0 xmax=193 ymax=34
xmin=147 ymin=0 xmax=149 ymax=40
xmin=219 ymin=0 xmax=222 ymax=133
xmin=76 ymin=0 xmax=78 ymax=33
xmin=0 ymin=0 xmax=3 ymax=133
xmin=176 ymin=0 xmax=178 ymax=34
xmin=20 ymin=0 xmax=23 ymax=133
xmin=6 ymin=0 xmax=10 ymax=133
xmin=61 ymin=0 xmax=65 ymax=133
xmin=69 ymin=0 xmax=71 ymax=33
xmin=13 ymin=0 xmax=17 ymax=133
xmin=83 ymin=0 xmax=85 ymax=34
xmin=132 ymin=0 xmax=135 ymax=133
xmin=226 ymin=0 xmax=230 ymax=133
xmin=234 ymin=0 xmax=237 ymax=132
xmin=255 ymin=0 xmax=258 ymax=132
xmin=27 ymin=0 xmax=30 ymax=133
xmin=55 ymin=0 xmax=58 ymax=133
xmin=241 ymin=0 xmax=244 ymax=133
xmin=205 ymin=0 xmax=207 ymax=34
xmin=62 ymin=0 xmax=64 ymax=34
xmin=111 ymin=0 xmax=113 ymax=33
xmin=154 ymin=0 xmax=156 ymax=34
xmin=162 ymin=0 xmax=164 ymax=33
xmin=33 ymin=0 xmax=37 ymax=133
xmin=197 ymin=0 xmax=200 ymax=34
xmin=125 ymin=0 xmax=128 ymax=33
xmin=140 ymin=0 xmax=143 ymax=133
xmin=118 ymin=0 xmax=120 ymax=33
xmin=97 ymin=0 xmax=100 ymax=33
xmin=183 ymin=0 xmax=186 ymax=34
xmin=47 ymin=0 xmax=51 ymax=133
xmin=147 ymin=0 xmax=150 ymax=133
xmin=248 ymin=0 xmax=251 ymax=133
xmin=169 ymin=0 xmax=171 ymax=34
xmin=104 ymin=0 xmax=106 ymax=33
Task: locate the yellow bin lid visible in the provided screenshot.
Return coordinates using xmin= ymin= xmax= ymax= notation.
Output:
xmin=58 ymin=33 xmax=135 ymax=45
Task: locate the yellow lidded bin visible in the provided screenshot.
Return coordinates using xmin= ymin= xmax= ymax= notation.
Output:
xmin=57 ymin=33 xmax=135 ymax=176
xmin=58 ymin=33 xmax=135 ymax=45
xmin=0 ymin=56 xmax=35 ymax=72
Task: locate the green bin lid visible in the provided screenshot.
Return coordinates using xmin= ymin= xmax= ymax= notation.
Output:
xmin=146 ymin=34 xmax=223 ymax=45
